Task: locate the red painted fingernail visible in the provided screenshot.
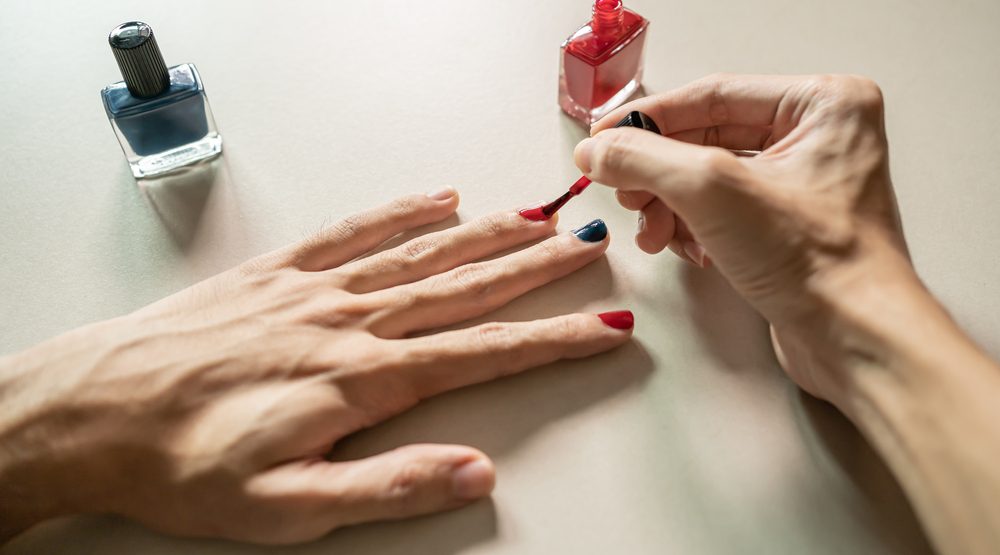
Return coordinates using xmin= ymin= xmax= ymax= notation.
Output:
xmin=598 ymin=310 xmax=634 ymax=330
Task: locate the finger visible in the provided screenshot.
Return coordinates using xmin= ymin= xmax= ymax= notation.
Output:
xmin=385 ymin=312 xmax=633 ymax=400
xmin=665 ymin=217 xmax=708 ymax=267
xmin=635 ymin=199 xmax=675 ymax=254
xmin=616 ymin=190 xmax=655 ymax=211
xmin=667 ymin=125 xmax=775 ymax=152
xmin=591 ymin=73 xmax=809 ymax=139
xmin=574 ymin=128 xmax=750 ymax=219
xmin=247 ymin=445 xmax=494 ymax=543
xmin=336 ymin=209 xmax=558 ymax=293
xmin=282 ymin=189 xmax=461 ymax=272
xmin=364 ymin=219 xmax=610 ymax=338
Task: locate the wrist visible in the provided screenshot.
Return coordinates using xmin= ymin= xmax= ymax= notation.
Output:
xmin=811 ymin=237 xmax=985 ymax=417
xmin=0 ymin=320 xmax=127 ymax=540
xmin=0 ymin=350 xmax=69 ymax=540
xmin=813 ymin=241 xmax=1000 ymax=554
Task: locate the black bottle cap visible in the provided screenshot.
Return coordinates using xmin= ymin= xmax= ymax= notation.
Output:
xmin=108 ymin=21 xmax=170 ymax=99
xmin=614 ymin=111 xmax=662 ymax=135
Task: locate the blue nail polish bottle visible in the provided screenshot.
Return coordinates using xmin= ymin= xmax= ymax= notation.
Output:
xmin=100 ymin=22 xmax=222 ymax=178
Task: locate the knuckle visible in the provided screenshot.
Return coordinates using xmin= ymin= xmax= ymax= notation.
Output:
xmin=475 ymin=322 xmax=517 ymax=353
xmin=797 ymin=74 xmax=840 ymax=102
xmin=327 ymin=214 xmax=365 ymax=242
xmin=384 ymin=465 xmax=423 ymax=511
xmin=594 ymin=130 xmax=636 ymax=176
xmin=843 ymin=75 xmax=885 ymax=112
xmin=699 ymin=72 xmax=734 ymax=87
xmin=399 ymin=238 xmax=434 ymax=264
xmin=811 ymin=74 xmax=884 ymax=115
xmin=682 ymin=149 xmax=746 ymax=200
xmin=698 ymin=149 xmax=737 ymax=178
xmin=451 ymin=263 xmax=493 ymax=299
xmin=320 ymin=291 xmax=378 ymax=327
xmin=477 ymin=212 xmax=510 ymax=237
xmin=475 ymin=323 xmax=526 ymax=374
xmin=551 ymin=316 xmax=584 ymax=342
xmin=804 ymin=73 xmax=838 ymax=92
xmin=393 ymin=194 xmax=429 ymax=216
xmin=536 ymin=239 xmax=564 ymax=265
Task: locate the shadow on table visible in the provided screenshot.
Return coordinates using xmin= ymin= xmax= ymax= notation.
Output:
xmin=677 ymin=263 xmax=933 ymax=554
xmin=139 ymin=157 xmax=225 ymax=250
xmin=797 ymin=395 xmax=934 ymax=554
xmin=1 ymin=501 xmax=496 ymax=555
xmin=314 ymin=257 xmax=653 ymax=552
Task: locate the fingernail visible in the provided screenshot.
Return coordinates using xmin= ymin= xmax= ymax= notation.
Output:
xmin=518 ymin=201 xmax=551 ymax=222
xmin=683 ymin=241 xmax=707 ymax=267
xmin=451 ymin=458 xmax=495 ymax=500
xmin=598 ymin=310 xmax=634 ymax=330
xmin=637 ymin=214 xmax=645 ymax=233
xmin=427 ymin=186 xmax=457 ymax=201
xmin=574 ymin=137 xmax=596 ymax=173
xmin=572 ymin=218 xmax=608 ymax=242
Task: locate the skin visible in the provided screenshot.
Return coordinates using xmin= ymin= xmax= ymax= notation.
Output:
xmin=2 ymin=73 xmax=997 ymax=553
xmin=0 ymin=189 xmax=633 ymax=544
xmin=575 ymin=73 xmax=1000 ymax=555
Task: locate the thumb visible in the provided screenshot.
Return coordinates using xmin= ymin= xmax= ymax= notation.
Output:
xmin=574 ymin=128 xmax=749 ymax=220
xmin=247 ymin=444 xmax=495 ymax=542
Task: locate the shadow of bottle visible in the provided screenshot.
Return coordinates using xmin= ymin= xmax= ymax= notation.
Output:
xmin=139 ymin=156 xmax=224 ymax=250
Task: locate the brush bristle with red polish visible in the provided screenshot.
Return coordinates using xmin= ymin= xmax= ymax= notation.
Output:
xmin=598 ymin=310 xmax=634 ymax=329
xmin=518 ymin=206 xmax=549 ymax=221
xmin=569 ymin=176 xmax=592 ymax=195
xmin=518 ymin=177 xmax=593 ymax=221
xmin=517 ymin=111 xmax=658 ymax=222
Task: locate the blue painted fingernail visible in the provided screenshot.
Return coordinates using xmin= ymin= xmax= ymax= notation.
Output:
xmin=573 ymin=219 xmax=608 ymax=242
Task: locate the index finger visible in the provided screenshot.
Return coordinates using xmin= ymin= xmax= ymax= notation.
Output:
xmin=591 ymin=74 xmax=809 ymax=137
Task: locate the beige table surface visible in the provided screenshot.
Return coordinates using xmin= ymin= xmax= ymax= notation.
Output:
xmin=2 ymin=0 xmax=999 ymax=553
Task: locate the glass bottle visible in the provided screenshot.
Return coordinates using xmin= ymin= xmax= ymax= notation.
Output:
xmin=100 ymin=22 xmax=222 ymax=179
xmin=559 ymin=0 xmax=649 ymax=126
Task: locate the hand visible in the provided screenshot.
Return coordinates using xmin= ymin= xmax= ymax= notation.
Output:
xmin=574 ymin=74 xmax=911 ymax=403
xmin=575 ymin=74 xmax=1000 ymax=555
xmin=0 ymin=189 xmax=631 ymax=544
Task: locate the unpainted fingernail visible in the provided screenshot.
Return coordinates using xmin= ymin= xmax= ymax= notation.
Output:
xmin=451 ymin=458 xmax=495 ymax=500
xmin=637 ymin=214 xmax=645 ymax=233
xmin=427 ymin=186 xmax=457 ymax=201
xmin=683 ymin=241 xmax=707 ymax=268
xmin=574 ymin=137 xmax=596 ymax=173
xmin=572 ymin=218 xmax=608 ymax=242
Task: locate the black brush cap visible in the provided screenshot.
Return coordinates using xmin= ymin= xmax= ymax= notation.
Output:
xmin=109 ymin=21 xmax=170 ymax=99
xmin=614 ymin=111 xmax=662 ymax=135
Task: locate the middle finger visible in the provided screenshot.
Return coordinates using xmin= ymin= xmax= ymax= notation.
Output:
xmin=336 ymin=209 xmax=558 ymax=294
xmin=363 ymin=219 xmax=611 ymax=338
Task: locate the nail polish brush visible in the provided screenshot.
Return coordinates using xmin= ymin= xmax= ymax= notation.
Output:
xmin=520 ymin=111 xmax=661 ymax=221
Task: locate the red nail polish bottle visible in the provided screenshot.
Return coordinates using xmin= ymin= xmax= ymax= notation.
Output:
xmin=558 ymin=0 xmax=649 ymax=126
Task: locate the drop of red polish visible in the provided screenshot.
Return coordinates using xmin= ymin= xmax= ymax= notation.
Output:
xmin=598 ymin=310 xmax=634 ymax=330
